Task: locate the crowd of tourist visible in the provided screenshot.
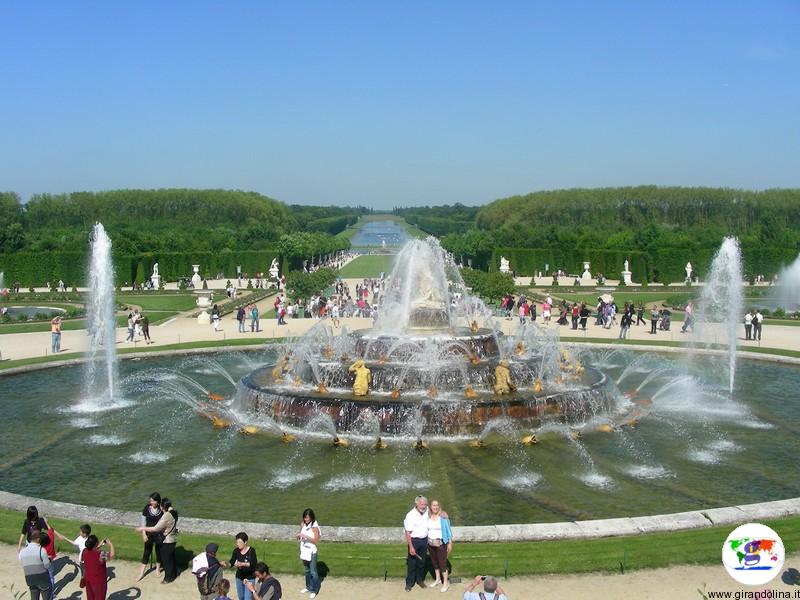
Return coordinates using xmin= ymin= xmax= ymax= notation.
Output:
xmin=497 ymin=292 xmax=770 ymax=342
xmin=16 ymin=494 xmax=508 ymax=600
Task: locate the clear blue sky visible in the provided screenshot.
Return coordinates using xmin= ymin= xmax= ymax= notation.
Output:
xmin=1 ymin=2 xmax=798 ymax=208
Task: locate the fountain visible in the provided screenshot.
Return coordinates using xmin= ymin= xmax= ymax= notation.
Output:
xmin=235 ymin=238 xmax=620 ymax=439
xmin=697 ymin=237 xmax=744 ymax=393
xmin=83 ymin=223 xmax=118 ymax=404
xmin=777 ymin=254 xmax=800 ymax=312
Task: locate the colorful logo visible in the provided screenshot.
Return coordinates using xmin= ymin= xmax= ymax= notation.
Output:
xmin=722 ymin=523 xmax=784 ymax=585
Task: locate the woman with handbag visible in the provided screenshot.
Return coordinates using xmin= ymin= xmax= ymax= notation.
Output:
xmin=296 ymin=508 xmax=321 ymax=598
xmin=137 ymin=492 xmax=163 ymax=581
xmin=136 ymin=497 xmax=178 ymax=584
xmin=427 ymin=499 xmax=453 ymax=593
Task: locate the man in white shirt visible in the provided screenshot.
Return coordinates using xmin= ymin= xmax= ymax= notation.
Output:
xmin=753 ymin=311 xmax=764 ymax=341
xmin=403 ymin=495 xmax=429 ymax=592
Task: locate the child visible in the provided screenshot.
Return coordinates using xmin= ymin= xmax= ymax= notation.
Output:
xmin=54 ymin=523 xmax=91 ymax=566
xmin=215 ymin=578 xmax=233 ymax=600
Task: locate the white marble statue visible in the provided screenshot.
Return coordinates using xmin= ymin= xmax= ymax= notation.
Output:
xmin=499 ymin=256 xmax=510 ymax=274
xmin=269 ymin=258 xmax=280 ymax=280
xmin=685 ymin=262 xmax=693 ymax=282
xmin=581 ymin=261 xmax=592 ymax=280
xmin=150 ymin=262 xmax=161 ymax=289
xmin=621 ymin=259 xmax=632 ymax=285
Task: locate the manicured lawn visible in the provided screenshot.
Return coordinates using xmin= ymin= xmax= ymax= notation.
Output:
xmin=0 ymin=315 xmax=128 ymax=334
xmin=339 ymin=255 xmax=396 ymax=278
xmin=0 ymin=507 xmax=797 ymax=576
xmin=117 ymin=293 xmax=198 ymax=312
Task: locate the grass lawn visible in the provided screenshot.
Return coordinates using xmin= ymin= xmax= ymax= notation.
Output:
xmin=117 ymin=294 xmax=198 ymax=312
xmin=0 ymin=315 xmax=128 ymax=334
xmin=339 ymin=255 xmax=396 ymax=278
xmin=1 ymin=508 xmax=797 ymax=577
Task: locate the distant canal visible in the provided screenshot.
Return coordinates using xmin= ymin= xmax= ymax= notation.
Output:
xmin=350 ymin=219 xmax=410 ymax=247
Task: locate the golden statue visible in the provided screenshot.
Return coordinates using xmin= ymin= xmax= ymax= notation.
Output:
xmin=271 ymin=353 xmax=291 ymax=381
xmin=322 ymin=346 xmax=334 ymax=359
xmin=390 ymin=388 xmax=401 ymax=399
xmin=514 ymin=342 xmax=525 ymax=356
xmin=532 ymin=378 xmax=543 ymax=394
xmin=464 ymin=386 xmax=478 ymax=398
xmin=316 ymin=382 xmax=329 ymax=394
xmin=470 ymin=320 xmax=479 ymax=333
xmin=349 ymin=359 xmax=371 ymax=396
xmin=493 ymin=359 xmax=516 ymax=395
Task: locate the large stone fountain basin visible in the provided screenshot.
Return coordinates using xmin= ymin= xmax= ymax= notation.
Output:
xmin=238 ymin=365 xmax=614 ymax=437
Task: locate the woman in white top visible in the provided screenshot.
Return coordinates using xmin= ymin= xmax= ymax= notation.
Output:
xmin=296 ymin=508 xmax=321 ymax=598
xmin=427 ymin=500 xmax=453 ymax=592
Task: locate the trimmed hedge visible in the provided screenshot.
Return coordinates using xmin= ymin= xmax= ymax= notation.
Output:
xmin=490 ymin=248 xmax=649 ymax=281
xmin=488 ymin=246 xmax=799 ymax=283
xmin=0 ymin=249 xmax=281 ymax=286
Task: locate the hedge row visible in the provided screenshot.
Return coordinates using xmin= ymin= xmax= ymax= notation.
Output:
xmin=490 ymin=248 xmax=649 ymax=281
xmin=489 ymin=246 xmax=799 ymax=283
xmin=0 ymin=249 xmax=281 ymax=286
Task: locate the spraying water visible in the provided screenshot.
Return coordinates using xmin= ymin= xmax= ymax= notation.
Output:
xmin=698 ymin=237 xmax=743 ymax=394
xmin=777 ymin=254 xmax=800 ymax=312
xmin=83 ymin=223 xmax=118 ymax=403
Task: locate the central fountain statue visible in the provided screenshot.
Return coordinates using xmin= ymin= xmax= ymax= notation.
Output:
xmin=235 ymin=237 xmax=617 ymax=440
xmin=348 ymin=359 xmax=371 ymax=396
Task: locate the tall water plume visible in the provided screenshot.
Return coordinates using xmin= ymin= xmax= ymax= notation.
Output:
xmin=374 ymin=237 xmax=454 ymax=333
xmin=698 ymin=237 xmax=743 ymax=394
xmin=83 ymin=223 xmax=118 ymax=403
xmin=777 ymin=254 xmax=800 ymax=312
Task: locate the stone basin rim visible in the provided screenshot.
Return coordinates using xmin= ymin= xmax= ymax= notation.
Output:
xmin=2 ymin=342 xmax=798 ymax=380
xmin=0 ymin=490 xmax=798 ymax=543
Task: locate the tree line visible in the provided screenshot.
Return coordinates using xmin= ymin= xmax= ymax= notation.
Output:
xmin=0 ymin=189 xmax=368 ymax=255
xmin=0 ymin=189 xmax=360 ymax=285
xmin=399 ymin=187 xmax=800 ymax=281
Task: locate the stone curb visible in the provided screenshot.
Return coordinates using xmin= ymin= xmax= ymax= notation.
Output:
xmin=0 ymin=344 xmax=271 ymax=377
xmin=2 ymin=491 xmax=799 ymax=543
xmin=559 ymin=341 xmax=800 ymax=365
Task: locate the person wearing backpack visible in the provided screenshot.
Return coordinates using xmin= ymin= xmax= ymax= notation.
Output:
xmin=18 ymin=529 xmax=51 ymax=600
xmin=463 ymin=575 xmax=508 ymax=600
xmin=237 ymin=306 xmax=246 ymax=333
xmin=194 ymin=543 xmax=224 ymax=600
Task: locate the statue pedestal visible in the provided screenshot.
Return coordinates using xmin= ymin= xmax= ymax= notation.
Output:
xmin=621 ymin=270 xmax=632 ymax=285
xmin=151 ymin=275 xmax=161 ymax=289
xmin=195 ymin=291 xmax=213 ymax=325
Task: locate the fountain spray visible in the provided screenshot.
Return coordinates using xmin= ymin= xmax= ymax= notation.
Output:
xmin=84 ymin=223 xmax=118 ymax=403
xmin=698 ymin=237 xmax=743 ymax=394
